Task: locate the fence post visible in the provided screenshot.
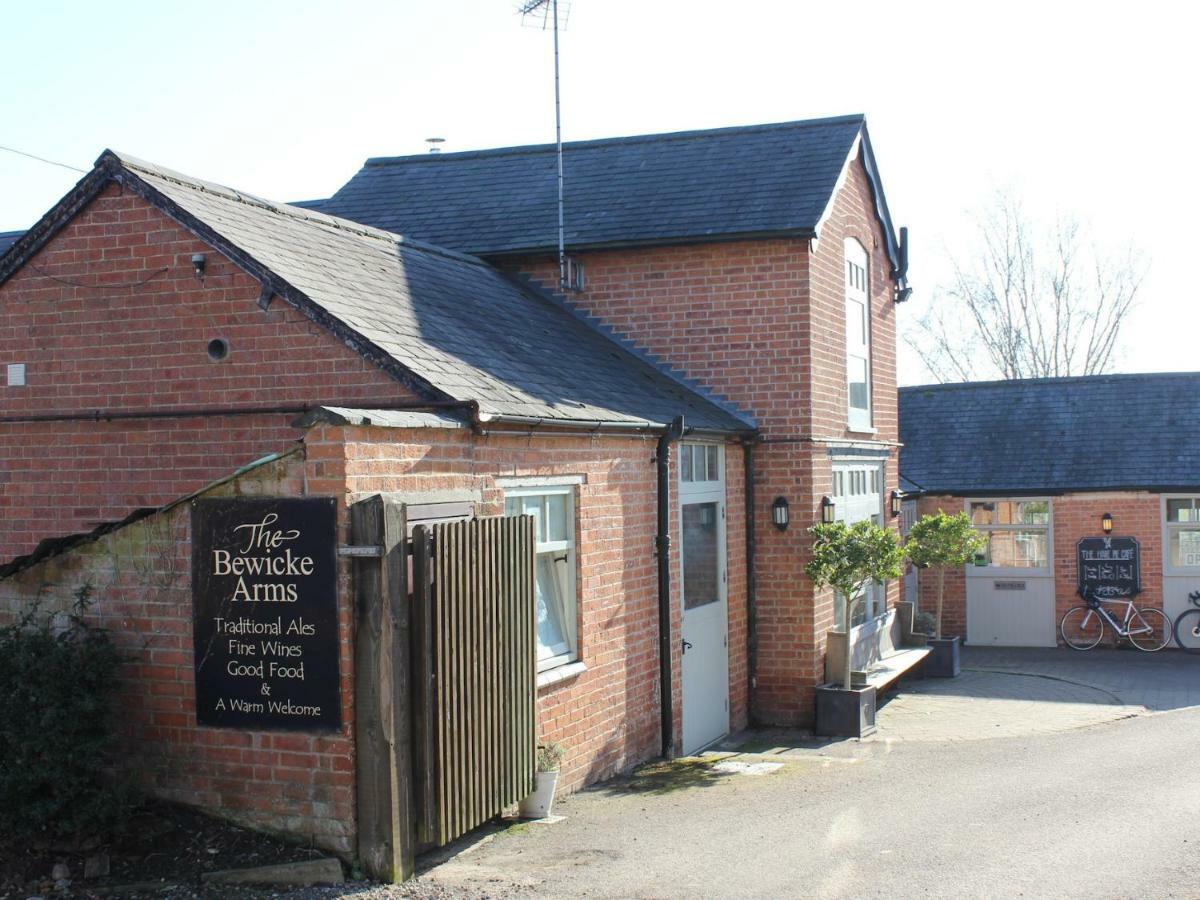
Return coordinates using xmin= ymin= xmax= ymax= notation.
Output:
xmin=351 ymin=495 xmax=414 ymax=882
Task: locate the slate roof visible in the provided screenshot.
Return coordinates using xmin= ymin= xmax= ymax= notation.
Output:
xmin=0 ymin=230 xmax=23 ymax=255
xmin=899 ymin=374 xmax=1200 ymax=494
xmin=1 ymin=152 xmax=752 ymax=434
xmin=318 ymin=116 xmax=900 ymax=265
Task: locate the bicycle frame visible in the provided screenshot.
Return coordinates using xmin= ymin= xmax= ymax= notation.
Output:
xmin=1082 ymin=597 xmax=1151 ymax=638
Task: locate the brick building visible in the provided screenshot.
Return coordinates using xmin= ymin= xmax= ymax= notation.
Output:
xmin=899 ymin=374 xmax=1200 ymax=647
xmin=0 ymin=116 xmax=909 ymax=856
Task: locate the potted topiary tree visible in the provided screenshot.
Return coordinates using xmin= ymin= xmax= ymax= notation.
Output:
xmin=806 ymin=519 xmax=905 ymax=737
xmin=518 ymin=741 xmax=565 ymax=820
xmin=904 ymin=510 xmax=986 ymax=677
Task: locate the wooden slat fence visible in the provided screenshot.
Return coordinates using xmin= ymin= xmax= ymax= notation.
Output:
xmin=411 ymin=516 xmax=536 ymax=848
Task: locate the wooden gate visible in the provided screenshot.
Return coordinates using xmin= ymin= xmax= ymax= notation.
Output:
xmin=411 ymin=517 xmax=537 ymax=848
xmin=351 ymin=497 xmax=536 ymax=882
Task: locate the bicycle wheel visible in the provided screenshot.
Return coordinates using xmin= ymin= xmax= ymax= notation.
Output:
xmin=1060 ymin=606 xmax=1104 ymax=650
xmin=1126 ymin=606 xmax=1170 ymax=652
xmin=1172 ymin=608 xmax=1200 ymax=653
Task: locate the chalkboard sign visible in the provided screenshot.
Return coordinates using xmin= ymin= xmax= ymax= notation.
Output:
xmin=1077 ymin=536 xmax=1141 ymax=600
xmin=192 ymin=497 xmax=341 ymax=731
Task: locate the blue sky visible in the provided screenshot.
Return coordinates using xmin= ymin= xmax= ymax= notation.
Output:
xmin=3 ymin=1 xmax=1195 ymax=383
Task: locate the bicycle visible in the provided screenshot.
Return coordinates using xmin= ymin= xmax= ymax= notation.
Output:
xmin=1060 ymin=590 xmax=1172 ymax=652
xmin=1172 ymin=590 xmax=1200 ymax=654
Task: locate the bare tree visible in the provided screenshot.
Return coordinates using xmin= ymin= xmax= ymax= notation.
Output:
xmin=907 ymin=193 xmax=1147 ymax=382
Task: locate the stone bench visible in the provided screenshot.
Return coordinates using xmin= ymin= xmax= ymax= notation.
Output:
xmin=824 ymin=601 xmax=930 ymax=693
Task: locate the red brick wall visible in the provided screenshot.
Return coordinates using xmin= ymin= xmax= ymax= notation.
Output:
xmin=0 ymin=183 xmax=412 ymax=560
xmin=915 ymin=493 xmax=1166 ymax=644
xmin=314 ymin=423 xmax=749 ymax=793
xmin=1052 ymin=494 xmax=1163 ymax=624
xmin=0 ymin=452 xmax=359 ymax=854
xmin=506 ymin=150 xmax=901 ymax=724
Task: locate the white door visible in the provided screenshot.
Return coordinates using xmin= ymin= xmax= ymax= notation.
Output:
xmin=679 ymin=443 xmax=729 ymax=755
xmin=965 ymin=499 xmax=1056 ymax=646
xmin=966 ymin=576 xmax=1056 ymax=646
xmin=1161 ymin=496 xmax=1200 ymax=644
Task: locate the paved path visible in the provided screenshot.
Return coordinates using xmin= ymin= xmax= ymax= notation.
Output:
xmin=960 ymin=644 xmax=1200 ymax=712
xmin=869 ymin=644 xmax=1197 ymax=742
xmin=399 ymin=646 xmax=1200 ymax=899
xmin=414 ymin=709 xmax=1200 ymax=899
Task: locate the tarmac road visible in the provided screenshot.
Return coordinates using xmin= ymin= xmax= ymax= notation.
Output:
xmin=418 ymin=706 xmax=1200 ymax=899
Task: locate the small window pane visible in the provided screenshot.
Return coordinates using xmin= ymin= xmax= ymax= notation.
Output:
xmin=848 ymin=356 xmax=869 ymax=411
xmin=1171 ymin=529 xmax=1200 ymax=567
xmin=970 ymin=502 xmax=995 ymax=526
xmin=1168 ymin=499 xmax=1198 ymax=523
xmin=522 ymin=496 xmax=544 ymax=542
xmin=706 ymin=446 xmax=719 ymax=481
xmin=681 ymin=444 xmax=692 ymax=481
xmin=1018 ymin=501 xmax=1050 ymax=525
xmin=546 ymin=493 xmax=568 ymax=542
xmin=980 ymin=531 xmax=1048 ymax=569
xmin=534 ymin=553 xmax=569 ymax=659
xmin=504 ymin=497 xmax=519 ymax=517
xmin=683 ymin=502 xmax=720 ymax=609
xmin=852 ymin=299 xmax=867 ymax=343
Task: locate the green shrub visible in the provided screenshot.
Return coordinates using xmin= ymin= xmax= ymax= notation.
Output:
xmin=535 ymin=741 xmax=566 ymax=772
xmin=0 ymin=586 xmax=130 ymax=839
xmin=805 ymin=520 xmax=905 ymax=689
xmin=905 ymin=511 xmax=986 ymax=639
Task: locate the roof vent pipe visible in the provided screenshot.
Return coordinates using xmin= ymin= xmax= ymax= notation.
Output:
xmin=425 ymin=137 xmax=445 ymax=154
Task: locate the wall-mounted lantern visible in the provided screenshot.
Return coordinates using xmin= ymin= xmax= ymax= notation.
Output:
xmin=772 ymin=497 xmax=790 ymax=531
xmin=820 ymin=495 xmax=836 ymax=525
xmin=1101 ymin=512 xmax=1114 ymax=535
xmin=890 ymin=489 xmax=903 ymax=517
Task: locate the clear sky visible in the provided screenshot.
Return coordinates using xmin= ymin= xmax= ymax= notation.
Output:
xmin=2 ymin=1 xmax=1194 ymax=384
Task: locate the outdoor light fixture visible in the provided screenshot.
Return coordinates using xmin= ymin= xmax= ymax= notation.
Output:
xmin=1102 ymin=512 xmax=1114 ymax=534
xmin=191 ymin=253 xmax=206 ymax=280
xmin=890 ymin=489 xmax=903 ymax=517
xmin=772 ymin=496 xmax=790 ymax=531
xmin=820 ymin=495 xmax=836 ymax=525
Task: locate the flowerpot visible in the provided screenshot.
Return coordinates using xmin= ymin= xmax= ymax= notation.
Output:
xmin=924 ymin=636 xmax=961 ymax=678
xmin=518 ymin=770 xmax=559 ymax=819
xmin=815 ymin=683 xmax=877 ymax=738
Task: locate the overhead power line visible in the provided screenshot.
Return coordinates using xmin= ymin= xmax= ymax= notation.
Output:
xmin=0 ymin=144 xmax=87 ymax=174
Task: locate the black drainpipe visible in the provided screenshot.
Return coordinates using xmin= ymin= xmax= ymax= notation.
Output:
xmin=742 ymin=436 xmax=759 ymax=723
xmin=655 ymin=415 xmax=686 ymax=760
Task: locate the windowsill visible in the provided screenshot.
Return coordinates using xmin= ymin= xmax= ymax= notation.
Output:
xmin=845 ymin=425 xmax=878 ymax=436
xmin=536 ymin=660 xmax=587 ymax=690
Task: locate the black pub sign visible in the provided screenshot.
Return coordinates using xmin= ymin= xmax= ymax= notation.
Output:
xmin=1077 ymin=536 xmax=1141 ymax=600
xmin=192 ymin=497 xmax=341 ymax=731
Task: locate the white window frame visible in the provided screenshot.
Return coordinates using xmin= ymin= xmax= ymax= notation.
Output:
xmin=844 ymin=238 xmax=873 ymax=432
xmin=504 ymin=483 xmax=578 ymax=672
xmin=831 ymin=457 xmax=887 ymax=628
xmin=964 ymin=498 xmax=1053 ymax=577
xmin=679 ymin=442 xmax=724 ymax=487
xmin=1161 ymin=494 xmax=1200 ymax=575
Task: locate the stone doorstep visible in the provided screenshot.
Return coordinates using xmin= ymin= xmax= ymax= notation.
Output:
xmin=201 ymin=857 xmax=345 ymax=887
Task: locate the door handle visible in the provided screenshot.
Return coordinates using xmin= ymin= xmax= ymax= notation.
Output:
xmin=682 ymin=639 xmax=693 ymax=654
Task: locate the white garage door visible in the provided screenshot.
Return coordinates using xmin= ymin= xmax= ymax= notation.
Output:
xmin=965 ymin=499 xmax=1056 ymax=647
